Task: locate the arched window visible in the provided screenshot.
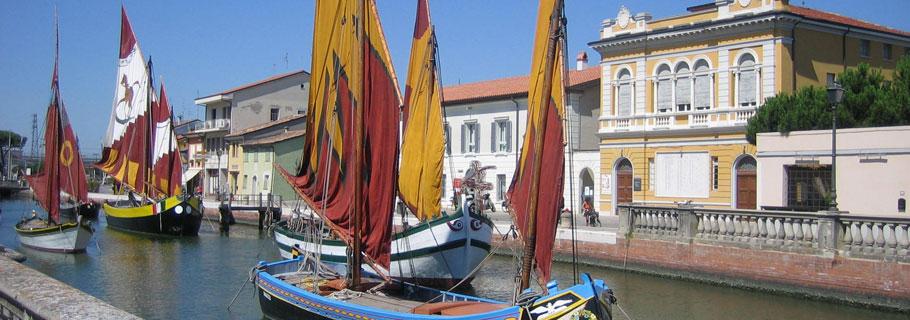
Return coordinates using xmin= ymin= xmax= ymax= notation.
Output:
xmin=737 ymin=54 xmax=758 ymax=107
xmin=655 ymin=65 xmax=672 ymax=113
xmin=675 ymin=62 xmax=691 ymax=112
xmin=616 ymin=69 xmax=633 ymax=116
xmin=693 ymin=60 xmax=712 ymax=110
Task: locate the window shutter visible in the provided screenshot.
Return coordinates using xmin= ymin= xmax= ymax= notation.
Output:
xmin=460 ymin=124 xmax=466 ymax=153
xmin=475 ymin=124 xmax=480 ymax=153
xmin=675 ymin=77 xmax=691 ymax=105
xmin=657 ymin=80 xmax=671 ymax=112
xmin=739 ymin=69 xmax=756 ymax=104
xmin=491 ymin=122 xmax=496 ymax=153
xmin=506 ymin=121 xmax=512 ymax=152
xmin=694 ymin=75 xmax=710 ymax=109
xmin=618 ymin=84 xmax=632 ymax=116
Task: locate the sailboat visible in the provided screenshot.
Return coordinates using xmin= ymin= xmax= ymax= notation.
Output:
xmin=95 ymin=7 xmax=202 ymax=236
xmin=16 ymin=18 xmax=94 ymax=253
xmin=272 ymin=0 xmax=494 ymax=287
xmin=254 ymin=1 xmax=615 ymax=319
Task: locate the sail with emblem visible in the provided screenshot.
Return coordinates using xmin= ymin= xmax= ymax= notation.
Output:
xmin=95 ymin=6 xmax=151 ymax=196
xmin=276 ymin=0 xmax=401 ymax=271
xmin=398 ymin=0 xmax=445 ymax=221
xmin=506 ymin=0 xmax=568 ymax=291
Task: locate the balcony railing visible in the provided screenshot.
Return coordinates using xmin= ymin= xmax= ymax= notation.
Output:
xmin=204 ymin=154 xmax=227 ymax=169
xmin=599 ymin=106 xmax=758 ymax=134
xmin=188 ymin=118 xmax=231 ymax=133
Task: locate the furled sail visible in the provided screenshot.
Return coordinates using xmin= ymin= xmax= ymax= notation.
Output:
xmin=277 ymin=0 xmax=401 ymax=270
xmin=399 ymin=0 xmax=444 ymax=221
xmin=506 ymin=0 xmax=567 ymax=290
xmin=151 ymin=83 xmax=183 ymax=197
xmin=27 ymin=23 xmax=88 ymax=222
xmin=95 ymin=6 xmax=152 ymax=196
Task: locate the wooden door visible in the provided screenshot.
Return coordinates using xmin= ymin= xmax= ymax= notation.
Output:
xmin=736 ymin=170 xmax=756 ymax=209
xmin=617 ymin=161 xmax=633 ymax=205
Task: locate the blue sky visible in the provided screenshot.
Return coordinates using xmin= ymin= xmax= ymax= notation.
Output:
xmin=1 ymin=0 xmax=908 ymax=157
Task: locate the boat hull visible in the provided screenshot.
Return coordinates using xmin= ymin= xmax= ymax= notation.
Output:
xmin=254 ymin=259 xmax=613 ymax=320
xmin=15 ymin=219 xmax=93 ymax=253
xmin=274 ymin=211 xmax=493 ymax=287
xmin=103 ymin=195 xmax=203 ymax=236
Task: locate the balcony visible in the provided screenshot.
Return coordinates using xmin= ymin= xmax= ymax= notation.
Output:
xmin=204 ymin=154 xmax=228 ymax=169
xmin=598 ymin=106 xmax=758 ymax=136
xmin=188 ymin=118 xmax=231 ymax=133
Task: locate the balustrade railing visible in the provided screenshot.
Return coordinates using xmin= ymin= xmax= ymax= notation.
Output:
xmin=619 ymin=204 xmax=910 ymax=260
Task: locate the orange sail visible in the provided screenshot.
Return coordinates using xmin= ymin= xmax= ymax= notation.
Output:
xmin=399 ymin=0 xmax=444 ymax=220
xmin=506 ymin=0 xmax=567 ymax=290
xmin=277 ymin=0 xmax=401 ymax=271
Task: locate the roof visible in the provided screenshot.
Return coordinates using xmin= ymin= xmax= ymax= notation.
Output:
xmin=197 ymin=69 xmax=309 ymax=101
xmin=225 ymin=114 xmax=306 ymax=138
xmin=788 ymin=5 xmax=910 ymax=37
xmin=442 ymin=67 xmax=600 ymax=105
xmin=242 ymin=130 xmax=306 ymax=146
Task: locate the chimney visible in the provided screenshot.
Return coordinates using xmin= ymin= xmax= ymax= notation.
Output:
xmin=576 ymin=51 xmax=588 ymax=71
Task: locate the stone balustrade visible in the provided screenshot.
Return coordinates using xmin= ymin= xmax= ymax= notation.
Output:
xmin=619 ymin=204 xmax=910 ymax=261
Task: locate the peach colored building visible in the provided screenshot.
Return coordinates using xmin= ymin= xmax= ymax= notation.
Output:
xmin=756 ymin=126 xmax=910 ymax=215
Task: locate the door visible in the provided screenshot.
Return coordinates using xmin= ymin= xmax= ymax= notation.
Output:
xmin=736 ymin=156 xmax=757 ymax=209
xmin=616 ymin=159 xmax=633 ymax=205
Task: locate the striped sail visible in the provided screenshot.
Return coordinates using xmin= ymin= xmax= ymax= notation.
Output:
xmin=399 ymin=0 xmax=445 ymax=221
xmin=277 ymin=0 xmax=401 ymax=270
xmin=150 ymin=83 xmax=183 ymax=197
xmin=506 ymin=0 xmax=567 ymax=290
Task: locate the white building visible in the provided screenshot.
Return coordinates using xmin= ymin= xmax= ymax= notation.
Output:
xmin=440 ymin=54 xmax=601 ymax=213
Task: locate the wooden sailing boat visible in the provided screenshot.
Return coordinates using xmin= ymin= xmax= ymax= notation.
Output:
xmin=95 ymin=6 xmax=202 ymax=236
xmin=272 ymin=0 xmax=494 ymax=287
xmin=16 ymin=17 xmax=94 ymax=253
xmin=254 ymin=1 xmax=615 ymax=319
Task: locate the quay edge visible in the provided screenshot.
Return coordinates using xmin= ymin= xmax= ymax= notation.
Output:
xmin=0 ymin=255 xmax=141 ymax=320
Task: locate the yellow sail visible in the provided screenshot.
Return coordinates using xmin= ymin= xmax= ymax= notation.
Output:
xmin=399 ymin=0 xmax=444 ymax=220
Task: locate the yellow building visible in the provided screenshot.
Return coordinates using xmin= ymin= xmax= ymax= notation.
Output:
xmin=590 ymin=0 xmax=910 ymax=213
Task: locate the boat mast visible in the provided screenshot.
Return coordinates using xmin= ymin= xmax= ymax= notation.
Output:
xmin=146 ymin=57 xmax=155 ymax=201
xmin=518 ymin=0 xmax=564 ymax=292
xmin=350 ymin=0 xmax=366 ymax=289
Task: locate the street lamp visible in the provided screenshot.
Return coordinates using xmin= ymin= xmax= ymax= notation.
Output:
xmin=826 ymin=82 xmax=844 ymax=211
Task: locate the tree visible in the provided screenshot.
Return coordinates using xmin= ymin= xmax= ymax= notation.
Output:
xmin=747 ymin=56 xmax=910 ymax=144
xmin=1 ymin=130 xmax=27 ymax=176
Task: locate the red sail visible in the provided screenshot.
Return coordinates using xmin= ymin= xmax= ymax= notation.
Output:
xmin=277 ymin=0 xmax=400 ymax=270
xmin=27 ymin=60 xmax=63 ymax=221
xmin=506 ymin=0 xmax=567 ymax=289
xmin=59 ymin=106 xmax=89 ymax=203
xmin=151 ymin=84 xmax=183 ymax=196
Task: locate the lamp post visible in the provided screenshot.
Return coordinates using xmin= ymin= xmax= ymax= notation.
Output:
xmin=826 ymin=82 xmax=844 ymax=211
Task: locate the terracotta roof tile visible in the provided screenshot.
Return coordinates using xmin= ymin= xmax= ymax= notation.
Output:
xmin=198 ymin=69 xmax=309 ymax=101
xmin=442 ymin=67 xmax=600 ymax=104
xmin=789 ymin=5 xmax=910 ymax=37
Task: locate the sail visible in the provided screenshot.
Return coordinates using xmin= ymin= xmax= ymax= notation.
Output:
xmin=151 ymin=83 xmax=183 ymax=196
xmin=27 ymin=66 xmax=62 ymax=221
xmin=59 ymin=105 xmax=89 ymax=203
xmin=95 ymin=6 xmax=151 ymax=196
xmin=399 ymin=0 xmax=444 ymax=220
xmin=506 ymin=0 xmax=566 ymax=289
xmin=277 ymin=0 xmax=401 ymax=270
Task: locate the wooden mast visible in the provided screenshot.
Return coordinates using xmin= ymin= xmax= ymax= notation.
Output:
xmin=350 ymin=0 xmax=366 ymax=289
xmin=518 ymin=0 xmax=564 ymax=292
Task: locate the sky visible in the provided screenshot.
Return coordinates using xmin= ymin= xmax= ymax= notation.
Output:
xmin=2 ymin=0 xmax=909 ymax=158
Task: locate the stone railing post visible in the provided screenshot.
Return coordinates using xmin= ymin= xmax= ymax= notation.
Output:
xmin=618 ymin=205 xmax=633 ymax=237
xmin=676 ymin=206 xmax=698 ymax=241
xmin=817 ymin=210 xmax=845 ymax=252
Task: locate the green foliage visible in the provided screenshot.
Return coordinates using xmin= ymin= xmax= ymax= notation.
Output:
xmin=747 ymin=55 xmax=910 ymax=144
xmin=0 ymin=130 xmax=27 ymax=148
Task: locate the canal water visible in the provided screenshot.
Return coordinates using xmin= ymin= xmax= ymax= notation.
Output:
xmin=0 ymin=197 xmax=906 ymax=320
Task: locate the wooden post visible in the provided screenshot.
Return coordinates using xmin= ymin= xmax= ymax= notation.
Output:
xmin=350 ymin=0 xmax=366 ymax=289
xmin=519 ymin=0 xmax=563 ymax=292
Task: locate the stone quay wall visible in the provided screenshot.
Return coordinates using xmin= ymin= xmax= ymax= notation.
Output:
xmin=0 ymin=256 xmax=140 ymax=320
xmin=493 ymin=205 xmax=910 ymax=312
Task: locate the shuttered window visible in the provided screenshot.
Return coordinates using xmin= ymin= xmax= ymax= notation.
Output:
xmin=444 ymin=123 xmax=451 ymax=155
xmin=462 ymin=122 xmax=478 ymax=153
xmin=617 ymin=69 xmax=633 ymax=116
xmin=694 ymin=60 xmax=711 ymax=110
xmin=675 ymin=63 xmax=691 ymax=112
xmin=656 ymin=65 xmax=672 ymax=113
xmin=491 ymin=119 xmax=511 ymax=153
xmin=738 ymin=55 xmax=757 ymax=107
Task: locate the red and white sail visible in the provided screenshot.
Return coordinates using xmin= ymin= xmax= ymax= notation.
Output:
xmin=96 ymin=6 xmax=152 ymax=195
xmin=151 ymin=83 xmax=183 ymax=196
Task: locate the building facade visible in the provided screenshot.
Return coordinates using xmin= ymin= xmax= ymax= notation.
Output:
xmin=757 ymin=126 xmax=910 ymax=215
xmin=224 ymin=115 xmax=305 ymax=196
xmin=591 ymin=0 xmax=910 ymax=214
xmin=191 ymin=70 xmax=310 ymax=196
xmin=440 ymin=61 xmax=601 ymax=212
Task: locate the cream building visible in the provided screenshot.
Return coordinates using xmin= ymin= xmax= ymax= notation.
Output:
xmin=591 ymin=0 xmax=910 ymax=214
